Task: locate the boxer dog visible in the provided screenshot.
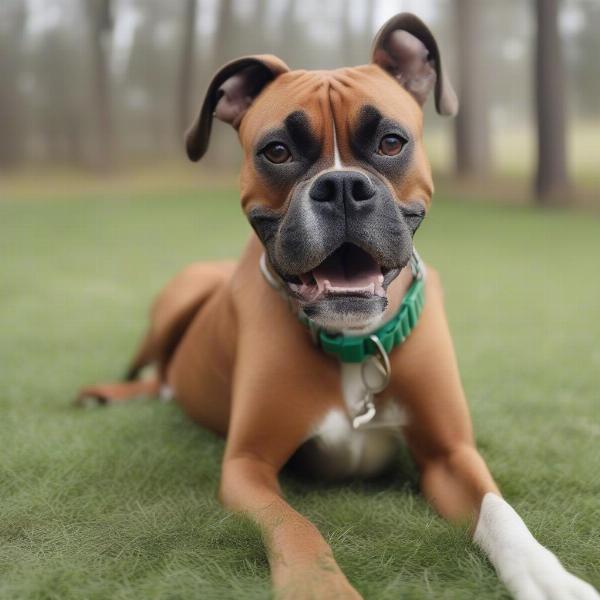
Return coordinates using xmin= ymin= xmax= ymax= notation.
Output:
xmin=78 ymin=13 xmax=598 ymax=600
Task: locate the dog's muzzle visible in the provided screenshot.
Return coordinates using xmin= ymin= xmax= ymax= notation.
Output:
xmin=249 ymin=169 xmax=424 ymax=325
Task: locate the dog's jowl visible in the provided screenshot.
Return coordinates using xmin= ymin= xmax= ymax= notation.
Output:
xmin=78 ymin=13 xmax=599 ymax=600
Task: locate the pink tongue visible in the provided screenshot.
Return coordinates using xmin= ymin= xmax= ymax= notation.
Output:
xmin=311 ymin=246 xmax=383 ymax=291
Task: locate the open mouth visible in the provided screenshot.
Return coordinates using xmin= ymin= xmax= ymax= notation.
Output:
xmin=285 ymin=243 xmax=398 ymax=303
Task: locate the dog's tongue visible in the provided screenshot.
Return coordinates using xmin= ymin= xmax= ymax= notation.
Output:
xmin=309 ymin=244 xmax=384 ymax=295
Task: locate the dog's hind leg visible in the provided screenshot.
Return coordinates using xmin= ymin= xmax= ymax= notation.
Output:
xmin=122 ymin=330 xmax=155 ymax=382
xmin=75 ymin=378 xmax=162 ymax=406
xmin=76 ymin=260 xmax=235 ymax=406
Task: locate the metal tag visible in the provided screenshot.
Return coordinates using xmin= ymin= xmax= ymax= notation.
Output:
xmin=352 ymin=335 xmax=391 ymax=429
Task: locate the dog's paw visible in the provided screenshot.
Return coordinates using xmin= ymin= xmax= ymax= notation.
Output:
xmin=501 ymin=545 xmax=599 ymax=600
xmin=475 ymin=494 xmax=598 ymax=600
xmin=275 ymin=567 xmax=363 ymax=600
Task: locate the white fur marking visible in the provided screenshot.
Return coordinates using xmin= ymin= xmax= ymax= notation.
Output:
xmin=474 ymin=493 xmax=599 ymax=599
xmin=159 ymin=384 xmax=174 ymax=402
xmin=340 ymin=362 xmax=368 ymax=416
xmin=307 ymin=363 xmax=408 ymax=478
xmin=339 ymin=363 xmax=407 ymax=430
xmin=314 ymin=409 xmax=363 ymax=473
xmin=332 ymin=118 xmax=343 ymax=169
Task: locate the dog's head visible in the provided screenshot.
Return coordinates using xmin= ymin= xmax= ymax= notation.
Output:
xmin=186 ymin=13 xmax=457 ymax=330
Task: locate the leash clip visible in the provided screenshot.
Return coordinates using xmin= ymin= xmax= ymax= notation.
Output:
xmin=353 ymin=335 xmax=391 ymax=429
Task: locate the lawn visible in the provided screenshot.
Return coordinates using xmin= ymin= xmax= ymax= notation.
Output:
xmin=1 ymin=180 xmax=599 ymax=599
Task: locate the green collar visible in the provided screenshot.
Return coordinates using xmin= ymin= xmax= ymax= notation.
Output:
xmin=260 ymin=250 xmax=426 ymax=363
xmin=299 ymin=251 xmax=425 ymax=362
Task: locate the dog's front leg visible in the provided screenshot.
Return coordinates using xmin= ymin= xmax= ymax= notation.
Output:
xmin=393 ymin=269 xmax=599 ymax=599
xmin=220 ymin=455 xmax=361 ymax=599
xmin=219 ymin=311 xmax=361 ymax=599
xmin=414 ymin=445 xmax=599 ymax=600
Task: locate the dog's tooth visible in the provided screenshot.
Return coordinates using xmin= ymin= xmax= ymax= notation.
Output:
xmin=367 ymin=283 xmax=375 ymax=294
xmin=378 ymin=274 xmax=384 ymax=284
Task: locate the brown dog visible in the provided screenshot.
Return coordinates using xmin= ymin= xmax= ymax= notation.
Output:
xmin=78 ymin=14 xmax=598 ymax=600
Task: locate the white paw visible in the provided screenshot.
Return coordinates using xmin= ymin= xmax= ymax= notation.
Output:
xmin=474 ymin=494 xmax=599 ymax=600
xmin=500 ymin=545 xmax=599 ymax=600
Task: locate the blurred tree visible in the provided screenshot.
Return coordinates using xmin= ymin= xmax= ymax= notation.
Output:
xmin=483 ymin=2 xmax=531 ymax=128
xmin=87 ymin=0 xmax=115 ymax=171
xmin=0 ymin=1 xmax=26 ymax=168
xmin=570 ymin=1 xmax=600 ymax=119
xmin=279 ymin=0 xmax=303 ymax=68
xmin=36 ymin=27 xmax=85 ymax=165
xmin=453 ymin=0 xmax=491 ymax=179
xmin=534 ymin=0 xmax=570 ymax=202
xmin=122 ymin=1 xmax=179 ymax=158
xmin=339 ymin=0 xmax=374 ymax=67
xmin=177 ymin=0 xmax=198 ymax=140
xmin=208 ymin=0 xmax=233 ymax=166
xmin=252 ymin=0 xmax=269 ymax=47
xmin=361 ymin=0 xmax=375 ymax=62
xmin=2 ymin=0 xmax=595 ymax=188
xmin=341 ymin=0 xmax=353 ymax=66
xmin=213 ymin=0 xmax=235 ymax=68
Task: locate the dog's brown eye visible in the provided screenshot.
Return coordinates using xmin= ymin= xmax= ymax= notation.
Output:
xmin=378 ymin=134 xmax=405 ymax=156
xmin=262 ymin=142 xmax=292 ymax=164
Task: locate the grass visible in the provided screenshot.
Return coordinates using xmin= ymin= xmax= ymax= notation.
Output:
xmin=1 ymin=179 xmax=599 ymax=599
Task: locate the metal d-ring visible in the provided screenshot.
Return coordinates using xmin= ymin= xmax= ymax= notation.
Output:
xmin=360 ymin=335 xmax=391 ymax=394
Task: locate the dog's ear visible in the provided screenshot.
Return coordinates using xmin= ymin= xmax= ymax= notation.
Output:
xmin=371 ymin=13 xmax=458 ymax=116
xmin=185 ymin=55 xmax=290 ymax=161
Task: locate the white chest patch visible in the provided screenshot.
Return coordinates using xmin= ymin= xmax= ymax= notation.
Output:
xmin=306 ymin=363 xmax=408 ymax=479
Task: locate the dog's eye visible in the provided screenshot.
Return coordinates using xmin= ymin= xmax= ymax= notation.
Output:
xmin=378 ymin=134 xmax=405 ymax=156
xmin=262 ymin=142 xmax=292 ymax=164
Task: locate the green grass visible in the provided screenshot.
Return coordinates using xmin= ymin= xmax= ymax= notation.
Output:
xmin=1 ymin=182 xmax=599 ymax=599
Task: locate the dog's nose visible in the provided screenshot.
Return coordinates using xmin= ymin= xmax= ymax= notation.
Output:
xmin=309 ymin=170 xmax=376 ymax=204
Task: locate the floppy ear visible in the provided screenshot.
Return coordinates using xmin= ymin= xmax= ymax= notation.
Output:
xmin=185 ymin=54 xmax=290 ymax=161
xmin=371 ymin=13 xmax=458 ymax=116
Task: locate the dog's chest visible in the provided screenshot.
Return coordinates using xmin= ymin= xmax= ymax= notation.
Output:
xmin=292 ymin=363 xmax=407 ymax=480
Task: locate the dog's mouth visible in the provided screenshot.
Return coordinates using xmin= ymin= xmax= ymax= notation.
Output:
xmin=283 ymin=243 xmax=400 ymax=304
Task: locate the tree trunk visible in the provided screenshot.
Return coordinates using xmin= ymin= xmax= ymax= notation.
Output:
xmin=453 ymin=0 xmax=491 ymax=179
xmin=341 ymin=0 xmax=353 ymax=66
xmin=0 ymin=2 xmax=26 ymax=169
xmin=251 ymin=0 xmax=268 ymax=45
xmin=88 ymin=0 xmax=114 ymax=172
xmin=361 ymin=0 xmax=375 ymax=61
xmin=177 ymin=0 xmax=197 ymax=140
xmin=534 ymin=0 xmax=570 ymax=203
xmin=280 ymin=0 xmax=301 ymax=67
xmin=212 ymin=0 xmax=234 ymax=70
xmin=208 ymin=0 xmax=235 ymax=167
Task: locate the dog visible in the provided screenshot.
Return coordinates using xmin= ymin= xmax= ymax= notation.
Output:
xmin=78 ymin=13 xmax=599 ymax=600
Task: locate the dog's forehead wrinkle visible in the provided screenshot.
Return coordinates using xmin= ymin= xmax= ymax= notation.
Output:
xmin=253 ymin=71 xmax=412 ymax=175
